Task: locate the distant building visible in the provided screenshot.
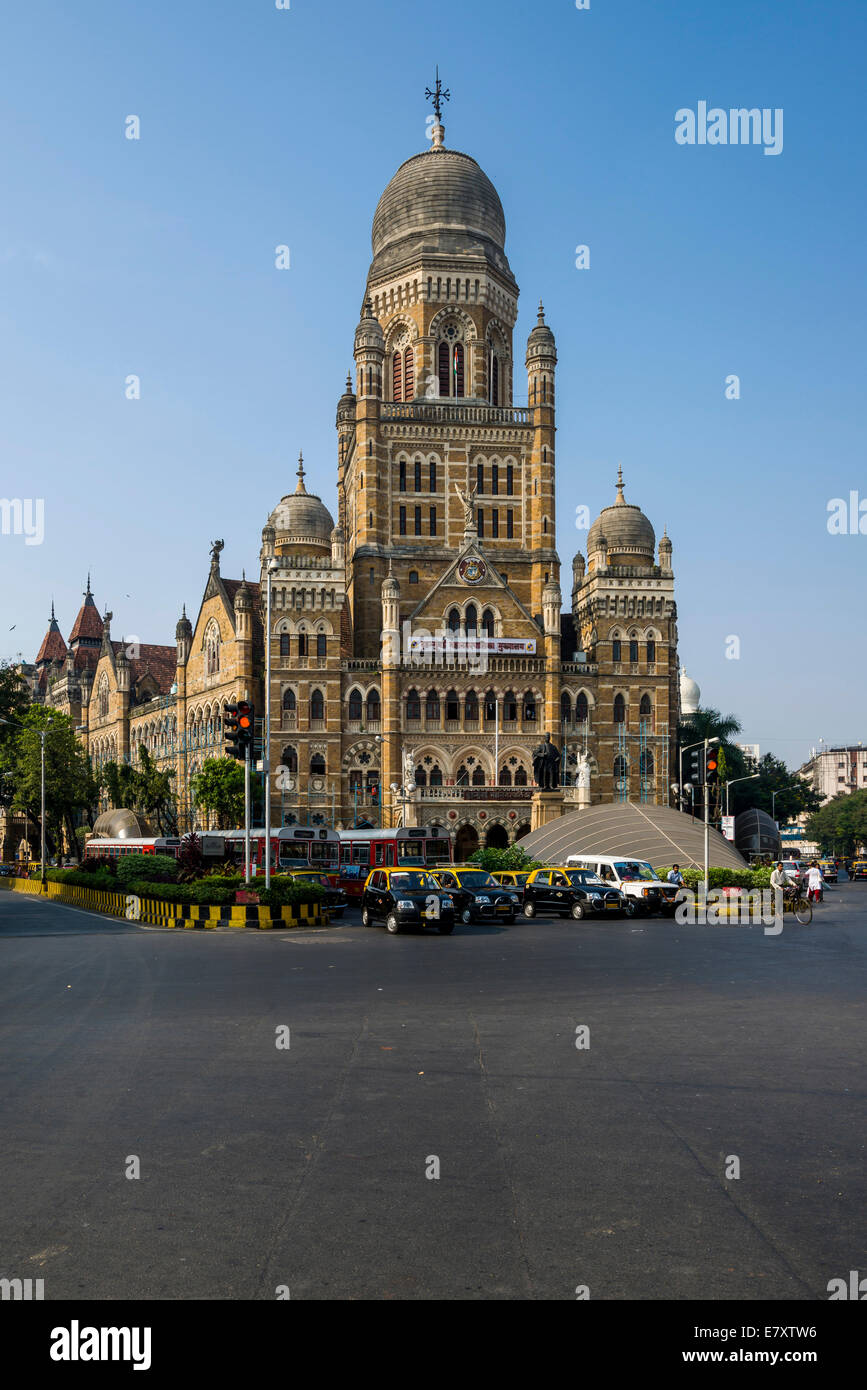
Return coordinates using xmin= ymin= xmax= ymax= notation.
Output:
xmin=799 ymin=744 xmax=867 ymax=803
xmin=736 ymin=743 xmax=761 ymax=765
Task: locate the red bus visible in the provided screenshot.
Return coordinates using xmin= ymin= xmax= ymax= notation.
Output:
xmin=84 ymin=836 xmax=182 ymax=860
xmin=210 ymin=825 xmax=340 ymax=876
xmin=337 ymin=827 xmax=453 ymax=898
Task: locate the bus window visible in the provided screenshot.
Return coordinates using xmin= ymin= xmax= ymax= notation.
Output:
xmin=426 ymin=837 xmax=451 ymax=866
xmin=341 ymin=842 xmax=351 ymax=863
xmin=375 ymin=844 xmax=384 ymax=866
xmin=396 ymin=842 xmax=424 ymax=866
xmin=351 ymin=843 xmax=370 ymax=866
xmin=386 ymin=844 xmax=395 ymax=867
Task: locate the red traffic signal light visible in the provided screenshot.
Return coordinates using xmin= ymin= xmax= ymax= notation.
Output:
xmin=706 ymin=751 xmax=719 ymax=785
xmin=236 ymin=701 xmax=254 ymax=756
xmin=224 ymin=704 xmax=243 ymax=760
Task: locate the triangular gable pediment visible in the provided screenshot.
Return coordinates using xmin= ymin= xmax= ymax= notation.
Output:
xmin=409 ymin=542 xmax=540 ymax=632
xmin=194 ymin=569 xmax=238 ymax=638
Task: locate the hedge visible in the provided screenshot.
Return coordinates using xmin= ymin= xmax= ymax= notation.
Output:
xmin=255 ymin=876 xmax=326 ymax=908
xmin=47 ymin=866 xmax=116 ymax=892
xmin=656 ymin=866 xmax=773 ymax=890
xmin=116 ymin=854 xmax=178 ymax=886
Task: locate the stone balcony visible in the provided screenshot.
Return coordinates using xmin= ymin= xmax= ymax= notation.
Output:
xmin=380 ymin=402 xmax=531 ymax=427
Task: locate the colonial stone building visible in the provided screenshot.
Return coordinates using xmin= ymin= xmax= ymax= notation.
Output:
xmin=28 ymin=111 xmax=680 ymax=855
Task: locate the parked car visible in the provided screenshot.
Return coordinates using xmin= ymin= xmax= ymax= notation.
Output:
xmin=0 ymin=864 xmax=14 ymax=877
xmin=782 ymin=861 xmax=807 ymax=887
xmin=522 ymin=867 xmax=626 ymax=920
xmin=431 ymin=867 xmax=521 ymax=923
xmin=282 ymin=869 xmax=347 ymax=917
xmin=490 ymin=870 xmax=533 ymax=892
xmin=361 ymin=868 xmax=455 ymax=934
xmin=565 ymin=855 xmax=677 ymax=915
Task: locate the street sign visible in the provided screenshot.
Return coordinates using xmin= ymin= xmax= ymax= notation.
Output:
xmin=721 ymin=815 xmax=735 ymax=841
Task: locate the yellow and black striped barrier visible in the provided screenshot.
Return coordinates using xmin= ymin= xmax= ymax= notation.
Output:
xmin=3 ymin=877 xmax=326 ymax=929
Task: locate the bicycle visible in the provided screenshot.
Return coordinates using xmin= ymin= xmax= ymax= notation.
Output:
xmin=782 ymin=888 xmax=812 ymax=925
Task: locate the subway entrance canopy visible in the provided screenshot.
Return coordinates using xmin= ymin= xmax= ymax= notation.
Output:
xmin=520 ymin=803 xmax=748 ymax=871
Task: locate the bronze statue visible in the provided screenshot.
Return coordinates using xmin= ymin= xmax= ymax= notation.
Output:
xmin=532 ymin=732 xmax=561 ymax=790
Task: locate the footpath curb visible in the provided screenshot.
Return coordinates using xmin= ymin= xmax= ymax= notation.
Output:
xmin=1 ymin=877 xmax=326 ymax=929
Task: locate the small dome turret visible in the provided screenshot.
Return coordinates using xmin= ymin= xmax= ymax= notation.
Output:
xmin=587 ymin=469 xmax=655 ymax=566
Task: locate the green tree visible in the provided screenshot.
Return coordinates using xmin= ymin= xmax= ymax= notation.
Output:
xmin=733 ymin=753 xmax=824 ymax=825
xmin=100 ymin=747 xmax=178 ymax=834
xmin=677 ymin=708 xmax=746 ymax=820
xmin=468 ymin=845 xmax=542 ymax=872
xmin=190 ymin=757 xmax=245 ymax=829
xmin=7 ymin=707 xmax=99 ymax=863
xmin=806 ymin=789 xmax=867 ymax=856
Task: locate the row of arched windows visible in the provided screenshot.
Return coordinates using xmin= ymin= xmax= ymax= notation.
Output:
xmin=279 ymin=633 xmax=327 ymax=658
xmin=612 ymin=639 xmax=656 ymax=664
xmin=388 ymin=339 xmax=506 ymax=404
xmin=405 ymin=689 xmax=539 ymax=722
xmin=614 ymin=752 xmax=655 ymax=778
xmin=614 ymin=693 xmax=654 ymax=725
xmin=447 ymin=607 xmax=495 ymax=636
xmin=561 ymin=692 xmax=590 ymax=724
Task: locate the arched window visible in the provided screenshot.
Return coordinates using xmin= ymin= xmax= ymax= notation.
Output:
xmin=640 ymin=750 xmax=655 ymax=778
xmin=98 ymin=677 xmax=109 ymax=720
xmin=484 ymin=690 xmax=497 ymax=720
xmin=577 ymin=691 xmax=589 ymax=724
xmin=279 ymin=633 xmax=290 ymax=656
xmin=499 ymin=766 xmax=512 ymax=786
xmin=430 ymin=764 xmax=443 ymax=787
xmin=453 ymin=342 xmax=464 ymax=396
xmin=456 ymin=763 xmax=469 ymax=785
xmin=399 ymin=458 xmax=406 ymax=492
xmin=504 ymin=690 xmax=517 ymax=721
xmin=647 ymin=639 xmax=656 ymax=663
xmin=514 ymin=766 xmax=528 ymax=787
xmin=310 ymin=688 xmax=324 ymax=720
xmin=639 ymin=694 xmax=653 ymax=720
xmin=491 ymin=353 xmax=500 ymax=406
xmin=447 ymin=608 xmax=460 ymax=633
xmin=438 ymin=341 xmax=450 ymax=398
xmin=471 ymin=765 xmax=486 ymax=786
xmin=414 ymin=458 xmax=422 ymax=492
xmin=465 ymin=604 xmax=477 ymax=633
xmin=282 ymin=689 xmax=296 ymax=712
xmin=310 ymin=754 xmax=326 ymax=777
xmin=316 ymin=633 xmax=327 ymax=658
xmin=561 ymin=692 xmax=572 ymax=725
xmin=425 ymin=689 xmax=440 ymax=722
xmin=205 ymin=622 xmax=221 ymax=676
xmin=481 ymin=608 xmax=494 ymax=637
xmin=348 ymin=689 xmax=363 ymax=721
xmin=415 ymin=766 xmax=426 ymax=787
xmin=629 ymin=639 xmax=639 ymax=663
xmin=465 ymin=690 xmax=479 ymax=721
xmin=613 ymin=694 xmax=626 ymax=724
xmin=298 ymin=632 xmax=308 ymax=658
xmin=392 ymin=353 xmax=402 ymax=402
xmin=523 ymin=690 xmax=537 ymax=722
xmin=445 ymin=689 xmax=459 ymax=720
xmin=404 ymin=346 xmax=414 ymax=401
xmin=282 ymin=746 xmax=298 ymax=776
xmin=409 ymin=570 xmax=419 ymax=584
xmin=429 ymin=459 xmax=437 ymax=492
xmin=614 ymin=754 xmax=628 ymax=780
xmin=612 ymin=638 xmax=621 ymax=662
xmin=406 ymin=688 xmax=421 ymax=721
xmin=366 ymin=689 xmax=380 ymax=722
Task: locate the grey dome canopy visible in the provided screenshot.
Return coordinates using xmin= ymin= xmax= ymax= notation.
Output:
xmin=92 ymin=808 xmax=153 ymax=840
xmin=521 ymin=803 xmax=747 ymax=871
xmin=370 ymin=146 xmax=515 ymax=284
xmin=588 ymin=468 xmax=655 ymax=559
xmin=268 ymin=452 xmax=334 ymax=548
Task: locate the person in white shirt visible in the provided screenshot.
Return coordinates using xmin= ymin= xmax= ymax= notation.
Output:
xmin=805 ymin=861 xmax=824 ymax=903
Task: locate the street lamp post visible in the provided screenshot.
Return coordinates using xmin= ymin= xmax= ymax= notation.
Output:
xmin=726 ymin=773 xmax=760 ymax=817
xmin=264 ymin=557 xmax=278 ymax=888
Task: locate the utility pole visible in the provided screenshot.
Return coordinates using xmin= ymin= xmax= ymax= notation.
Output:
xmin=244 ymin=743 xmax=251 ymax=883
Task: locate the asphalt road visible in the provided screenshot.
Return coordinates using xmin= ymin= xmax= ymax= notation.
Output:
xmin=1 ymin=881 xmax=865 ymax=1301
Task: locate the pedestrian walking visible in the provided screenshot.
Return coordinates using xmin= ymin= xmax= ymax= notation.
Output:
xmin=805 ymin=861 xmax=824 ymax=903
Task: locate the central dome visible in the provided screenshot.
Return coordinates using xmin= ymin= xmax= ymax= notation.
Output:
xmin=370 ymin=145 xmax=514 ymax=284
xmin=267 ymin=454 xmax=334 ymax=552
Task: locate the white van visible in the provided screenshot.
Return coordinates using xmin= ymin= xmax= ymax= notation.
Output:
xmin=565 ymin=855 xmax=678 ymax=916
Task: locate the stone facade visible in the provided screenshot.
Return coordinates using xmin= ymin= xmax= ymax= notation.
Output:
xmin=27 ymin=120 xmax=680 ymax=853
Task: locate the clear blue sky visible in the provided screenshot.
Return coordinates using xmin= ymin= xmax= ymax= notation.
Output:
xmin=1 ymin=0 xmax=864 ymax=767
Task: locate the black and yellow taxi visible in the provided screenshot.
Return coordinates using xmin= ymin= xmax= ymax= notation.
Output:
xmin=522 ymin=866 xmax=626 ymax=920
xmin=818 ymin=859 xmax=838 ymax=884
xmin=430 ymin=866 xmax=522 ymax=923
xmin=282 ymin=869 xmax=347 ymax=917
xmin=490 ymin=870 xmax=533 ymax=894
xmin=361 ymin=868 xmax=456 ymax=934
xmin=853 ymin=860 xmax=867 ymax=880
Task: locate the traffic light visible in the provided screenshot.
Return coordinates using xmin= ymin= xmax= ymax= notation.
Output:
xmin=237 ymin=701 xmax=254 ymax=757
xmin=705 ymin=746 xmax=719 ymax=785
xmin=224 ymin=704 xmax=242 ymax=760
xmin=688 ymin=748 xmax=702 ymax=785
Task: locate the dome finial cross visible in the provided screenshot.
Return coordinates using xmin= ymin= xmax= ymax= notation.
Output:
xmin=425 ymin=66 xmax=450 ymax=124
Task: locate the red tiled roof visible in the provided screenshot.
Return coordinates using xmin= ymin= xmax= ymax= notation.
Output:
xmin=73 ymin=647 xmax=100 ymax=673
xmin=114 ymin=642 xmax=176 ymax=697
xmin=68 ymin=596 xmax=104 ymax=643
xmin=35 ymin=623 xmax=67 ymax=665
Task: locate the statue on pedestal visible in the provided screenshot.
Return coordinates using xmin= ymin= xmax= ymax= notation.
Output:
xmin=531 ymin=732 xmax=561 ymax=790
